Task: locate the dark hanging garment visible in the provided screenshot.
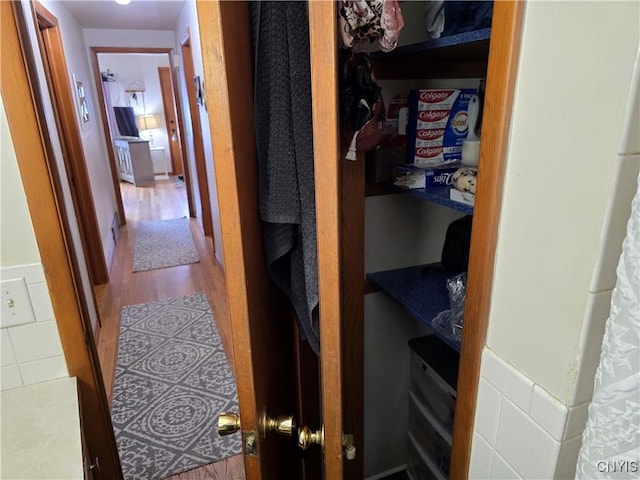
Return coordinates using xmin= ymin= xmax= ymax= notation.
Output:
xmin=250 ymin=1 xmax=320 ymax=354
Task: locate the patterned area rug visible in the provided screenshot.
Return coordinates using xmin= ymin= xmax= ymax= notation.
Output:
xmin=111 ymin=292 xmax=241 ymax=479
xmin=133 ymin=218 xmax=199 ymax=272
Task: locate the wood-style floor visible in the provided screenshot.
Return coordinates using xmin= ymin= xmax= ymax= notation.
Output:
xmin=94 ymin=178 xmax=245 ymax=480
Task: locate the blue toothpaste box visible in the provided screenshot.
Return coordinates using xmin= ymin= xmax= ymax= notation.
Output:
xmin=406 ymin=89 xmax=476 ymax=166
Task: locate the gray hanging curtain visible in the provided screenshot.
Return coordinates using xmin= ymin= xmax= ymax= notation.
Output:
xmin=250 ymin=1 xmax=320 ymax=354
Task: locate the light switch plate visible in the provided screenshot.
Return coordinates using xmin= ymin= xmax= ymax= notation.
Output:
xmin=1 ymin=278 xmax=36 ymax=328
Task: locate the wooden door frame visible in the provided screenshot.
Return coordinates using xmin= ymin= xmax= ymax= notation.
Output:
xmin=89 ymin=46 xmax=196 ymax=224
xmin=308 ymin=2 xmax=359 ymax=478
xmin=308 ymin=1 xmax=524 ymax=478
xmin=3 ymin=2 xmax=122 ymax=477
xmin=197 ymin=2 xmax=302 ymax=479
xmin=32 ymin=1 xmax=109 ymax=286
xmin=450 ymin=2 xmax=524 ymax=478
xmin=180 ymin=29 xmax=214 ymax=241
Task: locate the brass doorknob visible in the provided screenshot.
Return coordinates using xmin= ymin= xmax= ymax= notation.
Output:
xmin=263 ymin=413 xmax=296 ymax=437
xmin=218 ymin=412 xmax=241 ymax=436
xmin=298 ymin=425 xmax=324 ymax=450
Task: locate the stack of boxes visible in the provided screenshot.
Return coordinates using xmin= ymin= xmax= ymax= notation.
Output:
xmin=386 ymin=88 xmax=478 ymax=206
xmin=405 ymin=89 xmax=477 ymax=167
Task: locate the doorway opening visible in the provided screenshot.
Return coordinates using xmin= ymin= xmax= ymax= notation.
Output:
xmin=34 ymin=3 xmax=109 ymax=287
xmin=90 ymin=48 xmax=198 ymax=228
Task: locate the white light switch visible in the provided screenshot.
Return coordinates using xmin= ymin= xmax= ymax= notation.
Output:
xmin=1 ymin=278 xmax=36 ymax=328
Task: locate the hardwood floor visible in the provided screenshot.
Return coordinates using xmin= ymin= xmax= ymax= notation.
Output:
xmin=94 ymin=178 xmax=245 ymax=480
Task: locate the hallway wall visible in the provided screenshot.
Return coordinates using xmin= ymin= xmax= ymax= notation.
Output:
xmin=38 ymin=0 xmax=120 ymax=274
xmin=175 ymin=1 xmax=225 ymax=266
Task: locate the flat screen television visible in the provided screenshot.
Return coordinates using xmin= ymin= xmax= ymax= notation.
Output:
xmin=113 ymin=106 xmax=139 ymax=137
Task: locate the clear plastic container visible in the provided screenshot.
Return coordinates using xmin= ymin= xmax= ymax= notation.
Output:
xmin=408 ymin=336 xmax=458 ymax=432
xmin=408 ymin=391 xmax=452 ymax=477
xmin=407 ymin=431 xmax=448 ymax=480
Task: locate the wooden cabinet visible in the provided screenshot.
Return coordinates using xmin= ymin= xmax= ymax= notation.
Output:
xmin=114 ymin=138 xmax=154 ymax=187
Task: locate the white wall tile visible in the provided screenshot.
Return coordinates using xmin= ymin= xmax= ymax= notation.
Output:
xmin=491 ymin=452 xmax=522 ymax=479
xmin=475 ymin=378 xmax=502 ymax=445
xmin=0 ymin=264 xmax=45 ymax=284
xmin=8 ymin=321 xmax=64 ymax=363
xmin=495 ymin=399 xmax=561 ymax=479
xmin=618 ymin=49 xmax=640 ymax=155
xmin=482 ymin=348 xmax=534 ymax=412
xmin=572 ymin=290 xmax=613 ymax=405
xmin=18 ymin=356 xmax=68 ymax=385
xmin=554 ymin=434 xmax=583 ymax=480
xmin=1 ymin=365 xmax=23 ymax=390
xmin=565 ymin=401 xmax=590 ymax=439
xmin=469 ymin=432 xmax=494 ymax=479
xmin=1 ymin=329 xmax=16 ymax=366
xmin=590 ymin=154 xmax=640 ymax=292
xmin=529 ymin=385 xmax=568 ymax=441
xmin=27 ymin=282 xmax=55 ymax=322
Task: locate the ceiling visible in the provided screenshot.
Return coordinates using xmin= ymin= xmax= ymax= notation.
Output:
xmin=58 ymin=0 xmax=186 ymax=30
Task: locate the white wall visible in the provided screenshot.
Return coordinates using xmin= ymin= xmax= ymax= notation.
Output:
xmin=83 ymin=28 xmax=176 ymax=50
xmin=0 ymin=111 xmax=40 ymax=267
xmin=175 ymin=1 xmax=224 ymax=265
xmin=1 ymin=102 xmax=68 ymax=391
xmin=487 ymin=0 xmax=639 ymax=406
xmin=470 ymin=1 xmax=640 ymax=478
xmin=16 ymin=0 xmax=102 ymax=336
xmin=40 ymin=0 xmax=119 ymax=271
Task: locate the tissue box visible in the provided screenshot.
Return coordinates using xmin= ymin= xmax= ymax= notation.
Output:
xmin=392 ymin=163 xmax=462 ymax=190
xmin=406 ymin=89 xmax=476 ymax=166
xmin=424 ymin=163 xmax=462 ymax=189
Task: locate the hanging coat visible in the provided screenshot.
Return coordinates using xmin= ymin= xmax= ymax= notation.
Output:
xmin=250 ymin=1 xmax=320 ymax=354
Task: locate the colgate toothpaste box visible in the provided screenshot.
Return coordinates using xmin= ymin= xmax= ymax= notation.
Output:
xmin=406 ymin=89 xmax=476 ymax=166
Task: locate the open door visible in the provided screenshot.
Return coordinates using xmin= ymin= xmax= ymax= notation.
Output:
xmin=198 ymin=1 xmax=359 ymax=478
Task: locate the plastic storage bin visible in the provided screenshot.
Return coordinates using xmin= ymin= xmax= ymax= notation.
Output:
xmin=409 ymin=391 xmax=452 ymax=477
xmin=408 ymin=335 xmax=459 ymax=431
xmin=407 ymin=431 xmax=447 ymax=480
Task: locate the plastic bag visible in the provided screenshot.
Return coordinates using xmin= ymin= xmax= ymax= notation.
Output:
xmin=432 ymin=272 xmax=467 ymax=343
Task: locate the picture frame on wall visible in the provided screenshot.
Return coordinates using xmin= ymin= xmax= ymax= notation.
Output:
xmin=72 ymin=74 xmax=90 ymax=129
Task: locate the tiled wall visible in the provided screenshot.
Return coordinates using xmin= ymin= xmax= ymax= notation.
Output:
xmin=0 ymin=263 xmax=68 ymax=391
xmin=469 ymin=348 xmax=589 ymax=479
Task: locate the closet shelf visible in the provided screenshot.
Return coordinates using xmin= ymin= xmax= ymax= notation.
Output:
xmin=365 ymin=181 xmax=474 ymax=215
xmin=371 ymin=28 xmax=491 ymax=79
xmin=367 ymin=263 xmax=463 ymax=352
xmin=407 ymin=187 xmax=474 ymax=215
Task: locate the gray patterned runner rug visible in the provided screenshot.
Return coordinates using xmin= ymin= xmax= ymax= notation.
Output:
xmin=111 ymin=292 xmax=241 ymax=479
xmin=133 ymin=218 xmax=199 ymax=272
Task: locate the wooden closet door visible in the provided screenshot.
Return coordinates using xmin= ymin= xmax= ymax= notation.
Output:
xmin=197 ymin=1 xmax=361 ymax=478
xmin=309 ymin=1 xmax=364 ymax=479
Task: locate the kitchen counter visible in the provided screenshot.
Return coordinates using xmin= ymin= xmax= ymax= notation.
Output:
xmin=1 ymin=377 xmax=83 ymax=479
